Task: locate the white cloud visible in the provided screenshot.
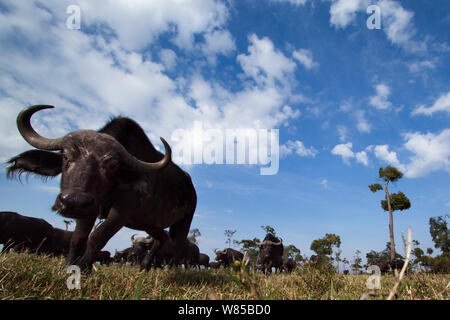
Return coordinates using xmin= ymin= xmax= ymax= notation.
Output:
xmin=403 ymin=129 xmax=450 ymax=178
xmin=337 ymin=125 xmax=348 ymax=142
xmin=0 ymin=2 xmax=302 ymax=164
xmin=366 ymin=132 xmax=450 ymax=178
xmin=331 ymin=142 xmax=355 ymax=164
xmin=355 ymin=151 xmax=369 ymax=166
xmin=201 ymin=29 xmax=236 ymax=64
xmin=159 ymin=49 xmax=177 ymax=71
xmin=78 ymin=0 xmax=230 ymax=51
xmin=328 ymin=0 xmax=420 ymax=51
xmin=412 ymin=92 xmax=450 ymax=116
xmin=292 ymin=49 xmax=318 ymax=70
xmin=373 ymin=145 xmax=405 ymax=170
xmin=320 ymin=178 xmax=328 ymax=188
xmin=355 ymin=110 xmax=371 ymax=133
xmin=237 ymin=34 xmax=297 ymax=86
xmin=331 ymin=142 xmax=369 ymax=166
xmin=329 ymin=0 xmax=368 ymax=28
xmin=408 ymin=59 xmax=436 ymax=73
xmin=369 ymin=83 xmax=392 ymax=110
xmin=377 ymin=0 xmax=417 ymax=50
xmin=281 ymin=140 xmax=318 ymax=158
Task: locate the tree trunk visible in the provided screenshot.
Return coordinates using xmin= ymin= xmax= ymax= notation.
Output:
xmin=384 ymin=183 xmax=395 ymax=261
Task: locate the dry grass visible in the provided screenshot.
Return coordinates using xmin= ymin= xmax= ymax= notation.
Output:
xmin=0 ymin=252 xmax=448 ymax=300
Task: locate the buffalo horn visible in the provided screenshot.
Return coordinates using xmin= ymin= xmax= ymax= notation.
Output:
xmin=118 ymin=137 xmax=171 ymax=172
xmin=17 ymin=105 xmax=64 ymax=150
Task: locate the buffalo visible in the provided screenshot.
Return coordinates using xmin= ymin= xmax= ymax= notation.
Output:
xmin=128 ymin=234 xmax=152 ymax=265
xmin=282 ymin=258 xmax=297 ymax=273
xmin=214 ymin=248 xmax=244 ymax=268
xmin=209 ymin=261 xmax=222 ymax=269
xmin=94 ymin=250 xmax=112 ymax=265
xmin=7 ymin=105 xmax=197 ymax=270
xmin=0 ymin=211 xmax=54 ymax=254
xmin=198 ymin=253 xmax=210 ymax=269
xmin=181 ymin=240 xmax=200 ymax=268
xmin=49 ymin=228 xmax=73 ymax=256
xmin=140 ymin=230 xmax=175 ymax=270
xmin=113 ymin=247 xmax=133 ymax=264
xmin=256 ymin=234 xmax=284 ymax=274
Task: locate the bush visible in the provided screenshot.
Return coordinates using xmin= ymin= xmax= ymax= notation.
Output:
xmin=430 ymin=253 xmax=450 ymax=274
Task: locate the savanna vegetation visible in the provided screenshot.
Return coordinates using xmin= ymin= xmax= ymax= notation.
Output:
xmin=0 ymin=251 xmax=448 ymax=300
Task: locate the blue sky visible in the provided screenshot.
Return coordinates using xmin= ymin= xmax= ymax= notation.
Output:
xmin=0 ymin=0 xmax=449 ymax=267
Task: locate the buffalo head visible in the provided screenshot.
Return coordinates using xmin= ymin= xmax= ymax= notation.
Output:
xmin=16 ymin=105 xmax=171 ymax=219
xmin=255 ymin=238 xmax=283 ymax=262
xmin=129 ymin=234 xmax=153 ymax=260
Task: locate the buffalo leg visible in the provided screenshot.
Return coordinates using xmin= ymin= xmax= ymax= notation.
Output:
xmin=140 ymin=228 xmax=167 ymax=271
xmin=169 ymin=209 xmax=195 ymax=267
xmin=66 ymin=216 xmax=96 ymax=265
xmin=76 ymin=208 xmax=127 ymax=270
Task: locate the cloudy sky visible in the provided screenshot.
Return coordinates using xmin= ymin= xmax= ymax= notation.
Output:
xmin=0 ymin=0 xmax=449 ymax=266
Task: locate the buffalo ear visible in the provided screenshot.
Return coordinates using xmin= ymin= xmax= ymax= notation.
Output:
xmin=6 ymin=149 xmax=62 ymax=180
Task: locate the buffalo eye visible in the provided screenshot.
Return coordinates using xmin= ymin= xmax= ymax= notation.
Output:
xmin=103 ymin=158 xmax=119 ymax=172
xmin=62 ymin=153 xmax=71 ymax=170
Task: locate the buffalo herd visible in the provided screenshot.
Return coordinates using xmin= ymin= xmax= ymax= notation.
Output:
xmin=1 ymin=105 xmax=322 ymax=274
xmin=0 ymin=209 xmax=299 ymax=272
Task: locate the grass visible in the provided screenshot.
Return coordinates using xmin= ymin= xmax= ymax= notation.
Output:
xmin=0 ymin=251 xmax=448 ymax=300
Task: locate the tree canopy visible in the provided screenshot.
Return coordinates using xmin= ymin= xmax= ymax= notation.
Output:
xmin=379 ymin=166 xmax=403 ymax=183
xmin=429 ymin=215 xmax=449 ymax=254
xmin=310 ymin=233 xmax=341 ymax=257
xmin=381 ymin=192 xmax=411 ymax=212
xmin=283 ymin=244 xmax=303 ymax=263
xmin=260 ymin=225 xmax=276 ymax=236
xmin=188 ymin=228 xmax=201 ymax=245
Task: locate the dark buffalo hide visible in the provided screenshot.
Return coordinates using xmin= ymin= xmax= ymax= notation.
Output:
xmin=7 ymin=105 xmax=197 ymax=271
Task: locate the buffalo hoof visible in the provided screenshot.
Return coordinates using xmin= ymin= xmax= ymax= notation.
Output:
xmin=75 ymin=252 xmax=95 ymax=272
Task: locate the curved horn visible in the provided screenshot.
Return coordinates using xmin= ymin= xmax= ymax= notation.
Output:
xmin=131 ymin=234 xmax=137 ymax=243
xmin=261 ymin=240 xmax=283 ymax=245
xmin=118 ymin=137 xmax=172 ymax=172
xmin=143 ymin=238 xmax=153 ymax=244
xmin=17 ymin=105 xmax=65 ymax=150
xmin=272 ymin=238 xmax=283 ymax=245
xmin=274 ymin=239 xmax=283 ymax=245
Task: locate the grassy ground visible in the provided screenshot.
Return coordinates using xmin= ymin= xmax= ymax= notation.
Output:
xmin=0 ymin=252 xmax=448 ymax=300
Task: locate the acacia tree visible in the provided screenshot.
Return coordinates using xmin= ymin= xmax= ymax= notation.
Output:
xmin=369 ymin=166 xmax=411 ymax=261
xmin=334 ymin=249 xmax=342 ymax=272
xmin=63 ymin=219 xmax=72 ymax=231
xmin=351 ymin=250 xmax=363 ymax=274
xmin=310 ymin=233 xmax=341 ymax=259
xmin=238 ymin=238 xmax=261 ymax=265
xmin=260 ymin=225 xmax=276 ymax=237
xmin=283 ymin=244 xmax=303 ymax=264
xmin=427 ymin=215 xmax=450 ymax=273
xmin=188 ymin=228 xmax=201 ymax=245
xmin=429 ymin=215 xmax=449 ymax=253
xmin=224 ymin=229 xmax=237 ymax=248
